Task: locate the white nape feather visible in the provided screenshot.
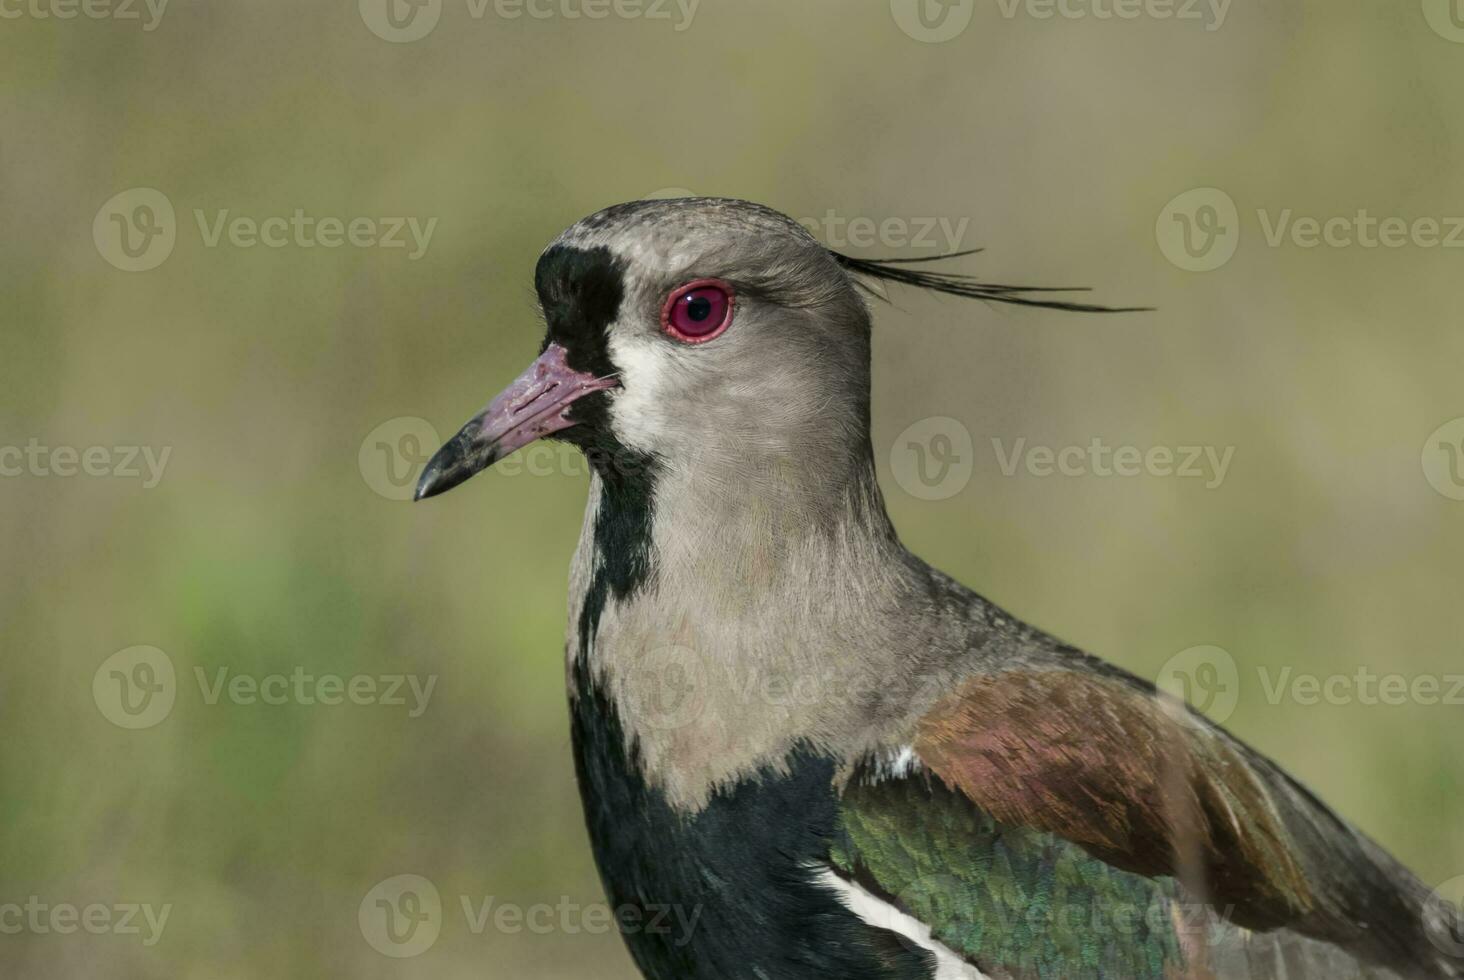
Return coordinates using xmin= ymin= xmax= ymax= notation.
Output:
xmin=888 ymin=746 xmax=920 ymax=778
xmin=817 ymin=869 xmax=989 ymax=980
xmin=867 ymin=745 xmax=922 ymax=782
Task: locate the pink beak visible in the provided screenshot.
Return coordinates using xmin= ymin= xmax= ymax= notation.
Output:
xmin=414 ymin=342 xmax=618 ymax=501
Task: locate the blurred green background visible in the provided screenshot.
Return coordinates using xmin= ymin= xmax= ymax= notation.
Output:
xmin=3 ymin=1 xmax=1463 ymax=976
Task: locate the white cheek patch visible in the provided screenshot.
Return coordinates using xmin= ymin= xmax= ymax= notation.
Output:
xmin=605 ymin=330 xmax=679 ymax=454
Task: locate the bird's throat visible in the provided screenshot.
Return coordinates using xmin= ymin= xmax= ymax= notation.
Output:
xmin=566 ymin=450 xmax=910 ymax=811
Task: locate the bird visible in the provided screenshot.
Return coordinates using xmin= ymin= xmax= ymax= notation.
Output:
xmin=413 ymin=198 xmax=1463 ymax=980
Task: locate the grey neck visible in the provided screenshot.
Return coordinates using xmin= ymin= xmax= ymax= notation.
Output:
xmin=563 ymin=439 xmax=959 ymax=811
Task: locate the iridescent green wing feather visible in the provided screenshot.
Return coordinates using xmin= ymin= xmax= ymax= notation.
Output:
xmin=832 ymin=773 xmax=1188 ymax=980
xmin=827 ymin=663 xmax=1458 ymax=980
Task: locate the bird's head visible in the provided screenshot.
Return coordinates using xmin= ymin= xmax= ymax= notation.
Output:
xmin=415 ymin=197 xmax=1133 ymax=502
xmin=414 ymin=198 xmax=877 ymax=501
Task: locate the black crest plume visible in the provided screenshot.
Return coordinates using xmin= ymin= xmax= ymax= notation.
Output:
xmin=830 ymin=248 xmax=1150 ymax=314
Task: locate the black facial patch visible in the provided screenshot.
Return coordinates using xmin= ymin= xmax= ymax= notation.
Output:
xmin=535 ymin=243 xmax=627 ymax=379
xmin=534 ymin=243 xmax=648 ymax=476
xmin=535 ymin=244 xmax=660 ymax=609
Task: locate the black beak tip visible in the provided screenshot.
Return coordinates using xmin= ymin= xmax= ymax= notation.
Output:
xmin=413 ymin=434 xmax=489 ymax=502
xmin=412 ymin=471 xmax=439 ymax=502
xmin=413 ymin=448 xmax=455 ymax=502
xmin=413 ymin=461 xmax=460 ymax=502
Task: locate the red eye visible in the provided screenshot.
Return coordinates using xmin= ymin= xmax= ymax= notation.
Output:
xmin=661 ymin=279 xmax=734 ymax=343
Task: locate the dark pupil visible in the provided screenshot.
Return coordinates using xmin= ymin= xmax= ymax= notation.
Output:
xmin=685 ymin=295 xmax=713 ymax=322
